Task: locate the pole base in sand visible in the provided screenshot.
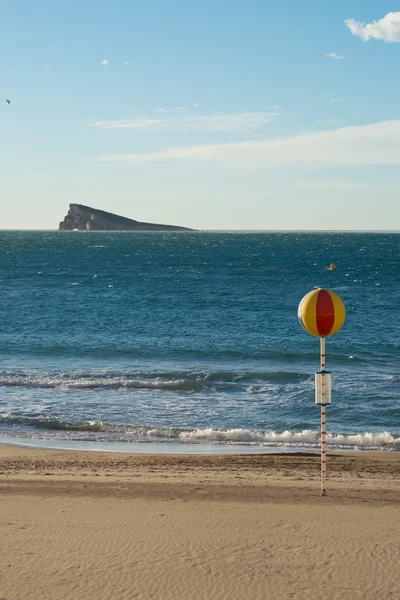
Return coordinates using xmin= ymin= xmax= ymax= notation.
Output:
xmin=321 ymin=489 xmax=327 ymax=497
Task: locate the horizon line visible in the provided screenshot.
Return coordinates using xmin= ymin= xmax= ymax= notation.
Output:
xmin=1 ymin=228 xmax=399 ymax=233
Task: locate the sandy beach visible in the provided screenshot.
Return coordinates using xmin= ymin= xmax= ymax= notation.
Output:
xmin=0 ymin=446 xmax=399 ymax=600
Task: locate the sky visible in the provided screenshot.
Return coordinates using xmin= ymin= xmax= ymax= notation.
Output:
xmin=1 ymin=0 xmax=400 ymax=230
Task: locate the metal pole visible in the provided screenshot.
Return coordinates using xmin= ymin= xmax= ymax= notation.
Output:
xmin=320 ymin=337 xmax=327 ymax=496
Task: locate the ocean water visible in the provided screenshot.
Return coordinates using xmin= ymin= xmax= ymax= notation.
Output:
xmin=0 ymin=231 xmax=399 ymax=452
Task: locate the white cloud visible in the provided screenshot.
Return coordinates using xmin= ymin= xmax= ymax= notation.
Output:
xmin=92 ymin=120 xmax=400 ymax=167
xmin=325 ymin=52 xmax=344 ymax=60
xmin=124 ymin=61 xmax=129 ymax=65
xmin=89 ymin=111 xmax=278 ymax=132
xmin=345 ymin=12 xmax=400 ymax=42
xmin=100 ymin=59 xmax=109 ymax=66
xmin=192 ymin=103 xmax=200 ymax=108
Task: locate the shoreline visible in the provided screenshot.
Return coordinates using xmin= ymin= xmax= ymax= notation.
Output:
xmin=1 ymin=435 xmax=399 ymax=455
xmin=1 ymin=445 xmax=399 ymax=599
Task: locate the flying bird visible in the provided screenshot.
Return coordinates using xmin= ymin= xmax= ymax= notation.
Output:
xmin=6 ymin=99 xmax=10 ymax=105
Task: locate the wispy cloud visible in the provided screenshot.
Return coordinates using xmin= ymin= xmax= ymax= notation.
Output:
xmin=322 ymin=93 xmax=341 ymax=105
xmin=91 ymin=118 xmax=162 ymax=129
xmin=345 ymin=12 xmax=400 ymax=42
xmin=100 ymin=59 xmax=109 ymax=66
xmin=287 ymin=181 xmax=391 ymax=190
xmin=124 ymin=61 xmax=129 ymax=66
xmin=89 ymin=111 xmax=279 ymax=132
xmin=92 ymin=120 xmax=400 ymax=167
xmin=325 ymin=52 xmax=344 ymax=60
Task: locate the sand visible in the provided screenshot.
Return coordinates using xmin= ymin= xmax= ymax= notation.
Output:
xmin=0 ymin=446 xmax=399 ymax=600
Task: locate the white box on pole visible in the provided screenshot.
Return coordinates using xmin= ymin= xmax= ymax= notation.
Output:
xmin=315 ymin=372 xmax=332 ymax=405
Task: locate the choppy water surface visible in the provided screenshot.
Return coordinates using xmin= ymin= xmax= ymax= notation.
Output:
xmin=0 ymin=231 xmax=399 ymax=451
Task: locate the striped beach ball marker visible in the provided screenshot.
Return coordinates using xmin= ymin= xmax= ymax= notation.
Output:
xmin=298 ymin=288 xmax=346 ymax=338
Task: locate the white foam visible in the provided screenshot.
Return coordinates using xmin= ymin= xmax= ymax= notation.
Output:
xmin=178 ymin=428 xmax=399 ymax=449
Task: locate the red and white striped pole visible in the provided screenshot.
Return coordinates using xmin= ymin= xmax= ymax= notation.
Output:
xmin=320 ymin=337 xmax=327 ymax=496
xmin=298 ymin=288 xmax=346 ymax=497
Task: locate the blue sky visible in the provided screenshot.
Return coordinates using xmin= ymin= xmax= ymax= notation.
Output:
xmin=1 ymin=0 xmax=400 ymax=229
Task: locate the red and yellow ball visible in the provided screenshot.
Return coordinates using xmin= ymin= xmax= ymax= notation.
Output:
xmin=298 ymin=288 xmax=346 ymax=338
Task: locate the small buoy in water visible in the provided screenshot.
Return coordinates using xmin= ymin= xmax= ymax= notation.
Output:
xmin=329 ymin=263 xmax=337 ymax=271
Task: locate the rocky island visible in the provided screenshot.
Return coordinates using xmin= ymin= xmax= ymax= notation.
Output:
xmin=59 ymin=204 xmax=193 ymax=231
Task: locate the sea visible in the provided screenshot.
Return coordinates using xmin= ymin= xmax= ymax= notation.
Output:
xmin=0 ymin=231 xmax=399 ymax=453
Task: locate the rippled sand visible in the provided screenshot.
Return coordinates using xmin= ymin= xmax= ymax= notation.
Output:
xmin=1 ymin=446 xmax=399 ymax=599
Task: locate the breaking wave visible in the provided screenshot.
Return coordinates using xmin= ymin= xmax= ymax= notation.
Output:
xmin=0 ymin=415 xmax=398 ymax=450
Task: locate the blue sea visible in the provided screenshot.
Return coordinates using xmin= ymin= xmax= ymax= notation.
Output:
xmin=0 ymin=231 xmax=399 ymax=453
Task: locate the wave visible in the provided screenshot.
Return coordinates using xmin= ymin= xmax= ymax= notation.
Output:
xmin=0 ymin=344 xmax=375 ymax=363
xmin=0 ymin=415 xmax=398 ymax=450
xmin=0 ymin=368 xmax=396 ymax=396
xmin=0 ymin=369 xmax=313 ymax=391
xmin=178 ymin=428 xmax=400 ymax=449
xmin=0 ymin=414 xmax=105 ymax=432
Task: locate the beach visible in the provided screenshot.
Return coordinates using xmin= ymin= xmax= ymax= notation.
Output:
xmin=0 ymin=446 xmax=399 ymax=600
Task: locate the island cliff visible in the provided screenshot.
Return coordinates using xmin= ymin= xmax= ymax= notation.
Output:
xmin=59 ymin=204 xmax=193 ymax=231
